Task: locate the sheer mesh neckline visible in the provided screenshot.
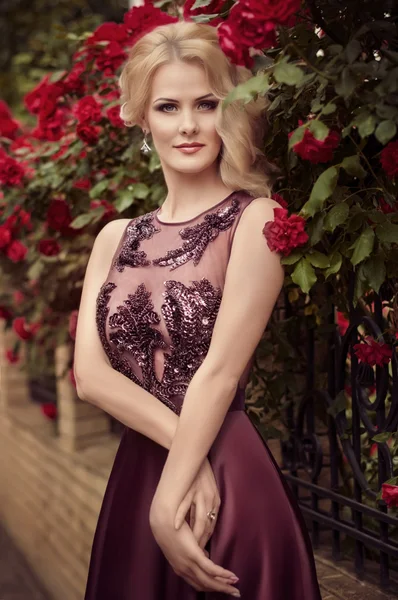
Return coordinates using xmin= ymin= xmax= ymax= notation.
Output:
xmin=154 ymin=190 xmax=238 ymax=226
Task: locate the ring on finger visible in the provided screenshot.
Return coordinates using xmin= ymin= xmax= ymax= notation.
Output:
xmin=206 ymin=510 xmax=217 ymax=521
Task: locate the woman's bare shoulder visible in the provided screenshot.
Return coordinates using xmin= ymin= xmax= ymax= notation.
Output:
xmin=95 ymin=218 xmax=131 ymax=254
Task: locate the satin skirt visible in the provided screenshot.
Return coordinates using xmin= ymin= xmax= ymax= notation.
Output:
xmin=84 ymin=408 xmax=322 ymax=599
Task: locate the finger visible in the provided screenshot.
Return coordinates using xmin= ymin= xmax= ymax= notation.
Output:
xmin=192 ymin=502 xmax=207 ymax=544
xmin=195 ymin=550 xmax=238 ymax=580
xmin=190 ymin=564 xmax=240 ymax=596
xmin=175 ymin=497 xmax=191 ymax=530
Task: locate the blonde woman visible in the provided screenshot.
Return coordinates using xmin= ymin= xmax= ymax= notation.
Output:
xmin=75 ymin=20 xmax=322 ymax=600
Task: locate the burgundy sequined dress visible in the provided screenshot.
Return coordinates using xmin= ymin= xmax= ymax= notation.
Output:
xmin=84 ymin=190 xmax=322 ymax=600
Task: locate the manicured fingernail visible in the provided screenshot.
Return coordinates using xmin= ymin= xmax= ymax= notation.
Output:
xmin=229 ymin=576 xmax=239 ymax=583
xmin=231 ymin=592 xmax=241 ymax=598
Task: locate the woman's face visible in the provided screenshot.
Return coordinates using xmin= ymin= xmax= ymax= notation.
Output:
xmin=143 ymin=61 xmax=223 ymax=175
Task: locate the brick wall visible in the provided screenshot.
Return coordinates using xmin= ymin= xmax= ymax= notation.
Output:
xmin=0 ymin=323 xmax=119 ymax=599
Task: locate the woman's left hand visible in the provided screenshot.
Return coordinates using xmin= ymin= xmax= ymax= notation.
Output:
xmin=149 ymin=497 xmax=239 ymax=594
xmin=174 ymin=457 xmax=220 ymax=550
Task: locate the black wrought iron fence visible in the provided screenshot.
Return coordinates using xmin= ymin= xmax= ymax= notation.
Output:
xmin=280 ymin=278 xmax=398 ymax=589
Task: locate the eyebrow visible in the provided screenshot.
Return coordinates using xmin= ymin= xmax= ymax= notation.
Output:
xmin=153 ymin=93 xmax=216 ymax=104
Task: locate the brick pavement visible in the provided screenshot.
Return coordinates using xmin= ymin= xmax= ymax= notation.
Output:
xmin=1 ymin=521 xmax=397 ymax=600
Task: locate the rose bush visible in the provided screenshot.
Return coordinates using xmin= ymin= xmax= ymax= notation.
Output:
xmin=0 ymin=0 xmax=397 ymax=504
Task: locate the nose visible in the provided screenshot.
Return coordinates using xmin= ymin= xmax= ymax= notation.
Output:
xmin=178 ymin=108 xmax=198 ymax=134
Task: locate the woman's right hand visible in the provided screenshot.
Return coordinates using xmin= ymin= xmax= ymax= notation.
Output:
xmin=174 ymin=458 xmax=221 ymax=551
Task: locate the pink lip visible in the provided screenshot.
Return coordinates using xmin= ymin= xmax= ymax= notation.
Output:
xmin=175 ymin=146 xmax=204 ymax=154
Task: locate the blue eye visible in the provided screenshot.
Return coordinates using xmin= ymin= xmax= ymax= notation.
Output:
xmin=157 ymin=101 xmax=218 ymax=112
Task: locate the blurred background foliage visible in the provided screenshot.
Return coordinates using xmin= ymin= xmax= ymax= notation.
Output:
xmin=0 ymin=0 xmax=128 ymax=115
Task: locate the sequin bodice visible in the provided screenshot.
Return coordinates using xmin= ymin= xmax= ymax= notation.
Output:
xmin=96 ymin=190 xmax=256 ymax=415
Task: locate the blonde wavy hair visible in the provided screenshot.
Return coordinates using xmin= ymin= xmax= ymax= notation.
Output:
xmin=119 ymin=20 xmax=279 ymax=198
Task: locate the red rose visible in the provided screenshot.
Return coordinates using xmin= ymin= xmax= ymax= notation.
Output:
xmin=0 ymin=153 xmax=25 ymax=186
xmin=0 ymin=100 xmax=20 ymax=139
xmin=337 ymin=311 xmax=349 ymax=336
xmin=73 ymin=177 xmax=92 ymax=190
xmin=5 ymin=348 xmax=19 ymax=364
xmin=271 ymin=192 xmax=288 ymax=209
xmin=41 ymin=402 xmax=57 ymax=420
xmin=262 ymin=207 xmax=309 ymax=256
xmin=68 ymin=310 xmax=79 ymax=340
xmin=218 ymin=21 xmax=254 ymax=68
xmin=381 ymin=483 xmax=398 ymax=508
xmin=95 ymin=41 xmax=127 ymax=77
xmin=6 ymin=239 xmax=28 ymax=262
xmin=13 ymin=316 xmax=35 ymax=341
xmin=87 ymin=22 xmax=129 ymax=45
xmin=227 ymin=5 xmax=277 ymax=50
xmin=74 ymin=96 xmax=102 ymax=124
xmin=353 ymin=337 xmax=393 ymax=367
xmin=0 ymin=225 xmax=11 ymax=248
xmin=0 ymin=306 xmax=12 ymax=320
xmin=64 ymin=62 xmax=86 ymax=95
xmin=289 ymin=127 xmax=341 ymax=163
xmin=33 ymin=108 xmax=66 ymax=142
xmin=106 ymin=105 xmax=124 ymax=128
xmin=38 ymin=82 xmax=64 ymax=119
xmin=240 ymin=0 xmax=301 ymax=26
xmin=123 ymin=3 xmax=178 ymax=45
xmin=46 ymin=198 xmax=72 ymax=232
xmin=77 ymin=123 xmax=100 ymax=146
xmin=378 ymin=196 xmax=397 ymax=214
xmin=37 ymin=238 xmax=61 ymax=256
xmin=380 ymin=140 xmax=398 ymax=179
xmin=24 ymin=75 xmax=50 ymax=115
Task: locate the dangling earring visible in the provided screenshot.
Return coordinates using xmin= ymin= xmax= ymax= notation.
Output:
xmin=141 ymin=130 xmax=151 ymax=154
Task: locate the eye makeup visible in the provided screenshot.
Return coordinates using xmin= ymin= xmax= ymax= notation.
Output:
xmin=155 ymin=100 xmax=219 ymax=112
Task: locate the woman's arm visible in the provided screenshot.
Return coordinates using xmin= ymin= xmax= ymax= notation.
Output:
xmin=151 ymin=197 xmax=284 ymax=516
xmin=74 ymin=219 xmax=179 ymax=450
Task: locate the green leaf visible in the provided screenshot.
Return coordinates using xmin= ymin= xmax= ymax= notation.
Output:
xmin=288 ymin=125 xmax=306 ymax=150
xmin=375 ymin=120 xmax=397 ymax=145
xmin=301 ymin=166 xmax=339 ymax=217
xmin=376 ymin=222 xmax=398 ymax=243
xmin=356 ymin=113 xmax=377 ymax=138
xmin=363 ymin=255 xmax=386 ymax=294
xmin=274 ymin=61 xmax=304 ymax=86
xmin=49 ymin=70 xmax=67 ymax=83
xmin=372 ymin=432 xmax=393 ymax=444
xmin=353 ymin=263 xmax=368 ymax=305
xmin=132 ymin=183 xmax=150 ymax=200
xmin=281 ymin=251 xmax=302 ymax=266
xmin=223 ymin=73 xmax=270 ymax=107
xmin=308 ymin=120 xmax=329 ymax=140
xmin=291 ymin=258 xmax=317 ymax=294
xmin=114 ymin=190 xmax=135 ymax=213
xmin=341 ymin=155 xmax=367 ymax=178
xmin=325 ymin=252 xmax=342 ymax=279
xmin=191 ymin=0 xmax=213 ymax=8
xmin=351 ymin=228 xmax=375 ymax=266
xmin=70 ymin=213 xmax=93 ymax=229
xmin=324 ymin=203 xmax=349 ymax=232
xmin=327 ymin=390 xmax=348 ymax=417
xmin=308 ymin=213 xmax=325 ymax=245
xmin=345 ymin=39 xmax=362 ymax=64
xmin=89 ymin=179 xmax=110 ymax=199
xmin=321 ymin=102 xmax=337 ymax=116
xmin=335 ymin=66 xmax=356 ymax=98
xmin=27 ymin=259 xmax=45 ymax=281
xmin=307 ymin=251 xmax=330 ymax=268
